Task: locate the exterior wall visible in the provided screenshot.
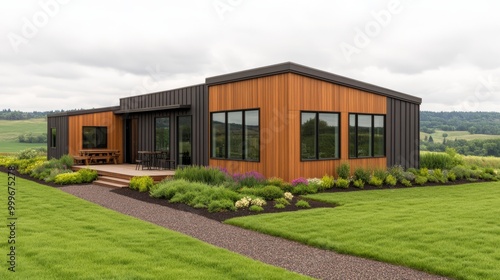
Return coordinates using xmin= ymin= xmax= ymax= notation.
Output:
xmin=68 ymin=111 xmax=124 ymax=163
xmin=47 ymin=115 xmax=69 ymax=159
xmin=386 ymin=98 xmax=420 ymax=169
xmin=120 ymin=84 xmax=208 ymax=166
xmin=209 ymin=73 xmax=388 ymax=181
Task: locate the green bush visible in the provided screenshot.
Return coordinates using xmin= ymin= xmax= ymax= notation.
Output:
xmin=267 ymin=177 xmax=285 ymax=188
xmin=239 ymin=185 xmax=284 ymax=200
xmin=336 ymin=163 xmax=350 ymax=179
xmin=291 ymin=183 xmax=318 ymax=195
xmin=295 ymin=200 xmax=311 ymax=208
xmin=59 ymin=154 xmax=74 ymax=169
xmin=274 ymin=203 xmax=286 ymax=209
xmin=335 ymin=178 xmax=350 ymax=189
xmin=130 ymin=176 xmax=155 ymax=192
xmin=354 ymin=168 xmax=371 ymax=183
xmin=420 ymin=151 xmax=462 ymax=170
xmin=77 ymin=168 xmax=98 ymax=183
xmin=385 ymin=174 xmax=397 ymax=186
xmin=280 ymin=182 xmax=294 ymax=193
xmin=402 ymin=171 xmax=416 ymax=182
xmin=353 ymin=179 xmax=365 ymax=189
xmin=388 ymin=165 xmax=405 ymax=181
xmin=208 ymin=199 xmax=236 ymax=213
xmin=54 ymin=172 xmax=83 ymax=185
xmin=45 ymin=168 xmax=72 ymax=182
xmin=174 ymin=166 xmax=228 ymax=186
xmin=450 ymin=165 xmax=472 ymax=180
xmin=419 ymin=168 xmax=429 ymax=177
xmin=415 ymin=175 xmax=428 ymax=185
xmin=368 ymin=176 xmax=383 ymax=187
xmin=373 ymin=169 xmax=388 ymax=181
xmin=447 ymin=171 xmax=457 ymax=182
xmin=406 ymin=168 xmax=418 ymax=175
xmin=484 ymin=167 xmax=495 ymax=175
xmin=274 ymin=197 xmax=290 ymax=206
xmin=249 ymin=205 xmax=264 ymax=212
xmin=432 ymin=169 xmax=448 ymax=184
xmin=401 ymin=179 xmax=412 ymax=187
xmin=320 ymin=175 xmax=335 ymax=189
xmin=17 ymin=148 xmax=41 ymax=160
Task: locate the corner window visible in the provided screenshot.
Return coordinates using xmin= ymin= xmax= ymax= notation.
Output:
xmin=349 ymin=114 xmax=385 ymax=158
xmin=51 ymin=128 xmax=56 ymax=148
xmin=82 ymin=126 xmax=107 ymax=149
xmin=301 ymin=112 xmax=340 ymax=160
xmin=211 ymin=109 xmax=259 ymax=161
xmin=155 ymin=117 xmax=170 ymax=151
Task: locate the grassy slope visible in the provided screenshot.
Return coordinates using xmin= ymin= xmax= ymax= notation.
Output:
xmin=0 ymin=173 xmax=310 ymax=280
xmin=420 ymin=129 xmax=500 ymax=142
xmin=227 ymin=183 xmax=500 ymax=280
xmin=0 ymin=119 xmax=46 ymax=152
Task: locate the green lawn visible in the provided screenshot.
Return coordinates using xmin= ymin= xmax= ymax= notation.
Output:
xmin=420 ymin=129 xmax=500 ymax=142
xmin=226 ymin=183 xmax=500 ymax=280
xmin=0 ymin=119 xmax=46 ymax=153
xmin=0 ymin=172 xmax=310 ymax=280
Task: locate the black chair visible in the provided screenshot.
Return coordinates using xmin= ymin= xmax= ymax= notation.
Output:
xmin=156 ymin=151 xmax=175 ymax=170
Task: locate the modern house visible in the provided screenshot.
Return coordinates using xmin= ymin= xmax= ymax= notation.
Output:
xmin=48 ymin=62 xmax=421 ymax=181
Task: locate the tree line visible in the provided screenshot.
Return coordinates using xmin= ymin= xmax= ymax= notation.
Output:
xmin=421 ymin=111 xmax=500 ymax=135
xmin=421 ymin=138 xmax=500 ymax=157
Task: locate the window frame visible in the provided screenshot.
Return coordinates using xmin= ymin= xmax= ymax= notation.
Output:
xmin=50 ymin=127 xmax=56 ymax=148
xmin=82 ymin=126 xmax=108 ymax=149
xmin=154 ymin=117 xmax=170 ymax=152
xmin=349 ymin=113 xmax=386 ymax=159
xmin=300 ymin=111 xmax=341 ymax=161
xmin=210 ymin=109 xmax=260 ymax=162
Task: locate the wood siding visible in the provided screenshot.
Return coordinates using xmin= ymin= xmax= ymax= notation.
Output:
xmin=209 ymin=73 xmax=387 ymax=181
xmin=47 ymin=115 xmax=69 ymax=159
xmin=68 ymin=111 xmax=124 ymax=163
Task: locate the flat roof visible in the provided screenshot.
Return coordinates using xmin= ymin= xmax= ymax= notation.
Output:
xmin=206 ymin=62 xmax=422 ymax=104
xmin=47 ymin=106 xmax=120 ymax=117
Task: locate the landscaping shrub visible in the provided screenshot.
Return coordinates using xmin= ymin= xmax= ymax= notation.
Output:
xmin=295 ymin=200 xmax=311 ymax=208
xmin=274 ymin=197 xmax=290 ymax=206
xmin=235 ymin=197 xmax=252 ymax=209
xmin=373 ymin=169 xmax=388 ymax=181
xmin=368 ymin=176 xmax=383 ymax=187
xmin=249 ymin=205 xmax=264 ymax=212
xmin=251 ymin=198 xmax=267 ymax=207
xmin=77 ymin=168 xmax=98 ymax=183
xmin=388 ymin=165 xmax=405 ymax=181
xmin=432 ymin=169 xmax=448 ymax=184
xmin=267 ymin=177 xmax=285 ymax=188
xmin=208 ymin=199 xmax=236 ymax=213
xmin=353 ymin=179 xmax=365 ymax=189
xmin=450 ymin=165 xmax=471 ymax=180
xmin=484 ymin=167 xmax=495 ymax=175
xmin=420 ymin=152 xmax=458 ymax=170
xmin=54 ymin=172 xmax=82 ymax=185
xmin=291 ymin=177 xmax=308 ymax=187
xmin=402 ymin=171 xmax=416 ymax=182
xmin=233 ymin=171 xmax=266 ymax=188
xmin=174 ymin=166 xmax=228 ymax=186
xmin=335 ymin=178 xmax=350 ymax=189
xmin=239 ymin=185 xmax=284 ymax=200
xmin=385 ymin=174 xmax=397 ymax=186
xmin=415 ymin=175 xmax=428 ymax=185
xmin=401 ymin=179 xmax=412 ymax=187
xmin=354 ymin=168 xmax=371 ymax=183
xmin=447 ymin=171 xmax=457 ymax=182
xmin=291 ymin=183 xmax=318 ymax=195
xmin=130 ymin=176 xmax=155 ymax=192
xmin=336 ymin=163 xmax=350 ymax=179
xmin=59 ymin=154 xmax=74 ymax=169
xmin=45 ymin=168 xmax=72 ymax=182
xmin=280 ymin=182 xmax=294 ymax=193
xmin=284 ymin=192 xmax=293 ymax=200
xmin=274 ymin=203 xmax=286 ymax=209
xmin=406 ymin=168 xmax=418 ymax=175
xmin=320 ymin=175 xmax=335 ymax=189
xmin=419 ymin=168 xmax=429 ymax=177
xmin=17 ymin=148 xmax=41 ymax=160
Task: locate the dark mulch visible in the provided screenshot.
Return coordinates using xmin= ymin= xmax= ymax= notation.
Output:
xmin=2 ymin=166 xmax=488 ymax=222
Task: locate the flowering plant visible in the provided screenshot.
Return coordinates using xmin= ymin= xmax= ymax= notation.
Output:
xmin=233 ymin=171 xmax=266 ymax=187
xmin=251 ymin=198 xmax=267 ymax=207
xmin=307 ymin=178 xmax=322 ymax=185
xmin=284 ymin=192 xmax=294 ymax=200
xmin=291 ymin=177 xmax=308 ymax=187
xmin=235 ymin=196 xmax=252 ymax=208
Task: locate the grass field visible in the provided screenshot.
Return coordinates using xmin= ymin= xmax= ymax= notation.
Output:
xmin=420 ymin=129 xmax=500 ymax=142
xmin=226 ymin=183 xmax=500 ymax=280
xmin=0 ymin=172 xmax=309 ymax=280
xmin=0 ymin=119 xmax=46 ymax=153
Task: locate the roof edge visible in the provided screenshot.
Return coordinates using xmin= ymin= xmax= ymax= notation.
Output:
xmin=206 ymin=62 xmax=422 ymax=104
xmin=47 ymin=106 xmax=120 ymax=118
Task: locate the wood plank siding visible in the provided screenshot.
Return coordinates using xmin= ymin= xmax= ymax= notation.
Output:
xmin=68 ymin=111 xmax=124 ymax=163
xmin=209 ymin=73 xmax=387 ymax=181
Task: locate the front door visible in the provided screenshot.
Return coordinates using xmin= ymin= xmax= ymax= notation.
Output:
xmin=177 ymin=115 xmax=192 ymax=166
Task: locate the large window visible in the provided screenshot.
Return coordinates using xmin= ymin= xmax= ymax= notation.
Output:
xmin=178 ymin=116 xmax=192 ymax=165
xmin=301 ymin=112 xmax=340 ymax=160
xmin=349 ymin=114 xmax=385 ymax=158
xmin=211 ymin=109 xmax=259 ymax=161
xmin=155 ymin=117 xmax=170 ymax=151
xmin=82 ymin=126 xmax=107 ymax=149
xmin=51 ymin=128 xmax=56 ymax=148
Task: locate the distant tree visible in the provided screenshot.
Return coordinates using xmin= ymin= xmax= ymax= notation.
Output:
xmin=442 ymin=133 xmax=448 ymax=144
xmin=424 ymin=135 xmax=428 ymax=141
xmin=428 ymin=136 xmax=434 ymax=143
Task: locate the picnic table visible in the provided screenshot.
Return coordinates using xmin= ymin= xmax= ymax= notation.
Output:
xmin=76 ymin=149 xmax=120 ymax=165
xmin=136 ymin=151 xmax=175 ymax=170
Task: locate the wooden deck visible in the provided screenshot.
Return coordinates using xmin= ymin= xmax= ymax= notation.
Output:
xmin=73 ymin=164 xmax=174 ymax=188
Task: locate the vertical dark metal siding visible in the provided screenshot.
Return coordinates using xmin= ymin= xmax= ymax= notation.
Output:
xmin=47 ymin=115 xmax=69 ymax=159
xmin=120 ymin=84 xmax=208 ymax=166
xmin=386 ymin=98 xmax=420 ymax=169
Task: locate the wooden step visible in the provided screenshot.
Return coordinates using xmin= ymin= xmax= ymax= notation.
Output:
xmin=94 ymin=179 xmax=129 ymax=188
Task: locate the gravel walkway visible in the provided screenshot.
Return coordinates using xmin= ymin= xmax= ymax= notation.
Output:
xmin=61 ymin=184 xmax=450 ymax=280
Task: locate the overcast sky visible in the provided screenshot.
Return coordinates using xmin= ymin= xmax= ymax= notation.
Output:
xmin=1 ymin=0 xmax=499 ymax=112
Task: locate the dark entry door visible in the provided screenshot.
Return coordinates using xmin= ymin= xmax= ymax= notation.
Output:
xmin=125 ymin=118 xmax=139 ymax=163
xmin=177 ymin=116 xmax=192 ymax=166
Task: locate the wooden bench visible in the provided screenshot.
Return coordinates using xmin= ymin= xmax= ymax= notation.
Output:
xmin=73 ymin=155 xmax=90 ymax=165
xmin=79 ymin=149 xmax=120 ymax=165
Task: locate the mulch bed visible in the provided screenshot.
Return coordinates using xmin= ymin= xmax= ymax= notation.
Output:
xmin=1 ymin=166 xmax=487 ymax=222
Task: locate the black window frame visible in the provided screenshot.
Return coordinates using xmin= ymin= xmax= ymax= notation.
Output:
xmin=210 ymin=109 xmax=260 ymax=162
xmin=300 ymin=111 xmax=341 ymax=161
xmin=154 ymin=117 xmax=170 ymax=152
xmin=82 ymin=126 xmax=108 ymax=149
xmin=349 ymin=113 xmax=386 ymax=158
xmin=50 ymin=127 xmax=56 ymax=148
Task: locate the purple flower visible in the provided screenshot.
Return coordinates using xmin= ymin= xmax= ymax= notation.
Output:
xmin=291 ymin=177 xmax=308 ymax=187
